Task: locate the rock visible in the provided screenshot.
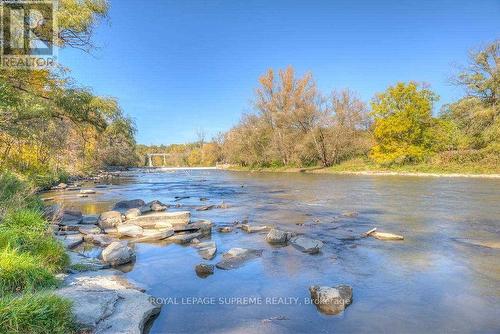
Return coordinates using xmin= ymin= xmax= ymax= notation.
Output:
xmin=196 ymin=205 xmax=215 ymax=211
xmin=78 ymin=194 xmax=88 ymax=198
xmin=80 ymin=189 xmax=96 ymax=194
xmin=132 ymin=228 xmax=174 ymax=243
xmin=191 ymin=238 xmax=200 ymax=244
xmin=370 ymin=231 xmax=404 ymax=241
xmin=195 ymin=241 xmax=217 ymax=260
xmin=113 ymin=199 xmax=146 ymax=211
xmin=126 ymin=211 xmax=190 ymax=229
xmin=56 ymin=182 xmax=68 ymax=189
xmin=241 ymin=224 xmax=269 ymax=233
xmin=150 ymin=200 xmax=168 ymax=212
xmin=60 ymin=210 xmax=83 ymax=225
xmin=216 ymin=248 xmax=263 ymax=270
xmin=84 ymin=234 xmax=115 ymax=247
xmin=217 ymin=201 xmax=229 ymax=209
xmin=199 ymin=197 xmax=209 ymax=201
xmin=116 ymin=224 xmax=144 ymax=238
xmin=341 ymin=211 xmax=359 ymax=218
xmin=309 ymin=285 xmax=353 ymax=315
xmin=55 ymin=270 xmax=161 ymax=333
xmin=290 ymin=236 xmax=323 ymax=254
xmin=66 ymin=186 xmax=81 ymax=191
xmin=68 ymin=251 xmax=110 ymax=272
xmin=95 ymin=185 xmax=108 ymax=189
xmin=98 ymin=211 xmax=123 ymax=229
xmin=56 ymin=234 xmax=83 ymax=249
xmin=101 ymin=241 xmax=135 ymax=266
xmin=187 ymin=220 xmax=212 ymax=236
xmin=125 ymin=208 xmax=142 ymax=220
xmin=195 ymin=263 xmax=214 ymax=277
xmin=79 ymin=226 xmax=102 ymax=235
xmin=81 ymin=215 xmax=99 ymax=225
xmin=167 ymin=232 xmax=202 ymax=244
xmin=266 ymin=228 xmax=294 ymax=244
xmin=218 ymin=226 xmax=233 ymax=233
xmin=42 ymin=197 xmax=54 ymax=202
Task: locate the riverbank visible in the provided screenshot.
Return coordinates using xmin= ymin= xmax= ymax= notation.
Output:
xmin=225 ymin=159 xmax=500 ymax=178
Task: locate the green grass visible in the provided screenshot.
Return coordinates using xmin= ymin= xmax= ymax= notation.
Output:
xmin=0 ymin=248 xmax=58 ymax=294
xmin=0 ymin=210 xmax=69 ymax=272
xmin=0 ymin=292 xmax=74 ymax=334
xmin=0 ymin=172 xmax=43 ymax=219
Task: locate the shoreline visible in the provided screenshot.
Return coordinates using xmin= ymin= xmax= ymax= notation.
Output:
xmin=222 ymin=166 xmax=500 ymax=179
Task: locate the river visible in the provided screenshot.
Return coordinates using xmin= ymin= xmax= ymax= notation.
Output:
xmin=45 ymin=169 xmax=500 ymax=333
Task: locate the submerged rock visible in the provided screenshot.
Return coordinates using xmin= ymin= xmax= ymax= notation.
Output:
xmin=453 ymin=238 xmax=500 ymax=249
xmin=81 ymin=215 xmax=99 ymax=225
xmin=101 ymin=241 xmax=135 ymax=266
xmin=371 ymin=231 xmax=404 ymax=241
xmin=216 ymin=248 xmax=263 ymax=270
xmin=195 ymin=241 xmax=217 ymax=260
xmin=56 ymin=269 xmax=161 ymax=334
xmin=196 ymin=205 xmax=215 ymax=211
xmin=195 ymin=263 xmax=214 ymax=278
xmin=98 ymin=211 xmax=123 ymax=229
xmin=290 ymin=236 xmax=323 ymax=254
xmin=218 ymin=226 xmax=233 ymax=233
xmin=113 ymin=199 xmax=146 ymax=211
xmin=266 ymin=228 xmax=294 ymax=244
xmin=241 ymin=224 xmax=269 ymax=233
xmin=68 ymin=251 xmax=110 ymax=272
xmin=309 ymin=285 xmax=353 ymax=315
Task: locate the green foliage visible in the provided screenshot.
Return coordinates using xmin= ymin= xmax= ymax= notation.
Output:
xmin=0 ymin=248 xmax=58 ymax=294
xmin=0 ymin=292 xmax=74 ymax=334
xmin=370 ymin=82 xmax=438 ymax=165
xmin=0 ymin=172 xmax=43 ymax=218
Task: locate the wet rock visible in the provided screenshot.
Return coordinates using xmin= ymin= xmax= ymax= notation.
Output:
xmin=116 ymin=224 xmax=144 ymax=238
xmin=98 ymin=211 xmax=123 ymax=229
xmin=266 ymin=228 xmax=294 ymax=244
xmin=101 ymin=241 xmax=135 ymax=266
xmin=56 ymin=270 xmax=161 ymax=334
xmin=370 ymin=231 xmax=404 ymax=241
xmin=68 ymin=251 xmax=110 ymax=272
xmin=195 ymin=241 xmax=217 ymax=260
xmin=56 ymin=234 xmax=84 ymax=249
xmin=196 ymin=205 xmax=215 ymax=211
xmin=341 ymin=211 xmax=359 ymax=218
xmin=126 ymin=211 xmax=190 ymax=229
xmin=149 ymin=200 xmax=168 ymax=212
xmin=199 ymin=197 xmax=209 ymax=201
xmin=309 ymin=285 xmax=353 ymax=315
xmin=218 ymin=226 xmax=233 ymax=233
xmin=60 ymin=210 xmax=83 ymax=225
xmin=187 ymin=220 xmax=212 ymax=236
xmin=78 ymin=194 xmax=88 ymax=198
xmin=216 ymin=248 xmax=263 ymax=270
xmin=84 ymin=234 xmax=115 ymax=247
xmin=124 ymin=208 xmax=142 ymax=220
xmin=241 ymin=224 xmax=269 ymax=233
xmin=132 ymin=228 xmax=174 ymax=243
xmin=195 ymin=263 xmax=214 ymax=277
xmin=217 ymin=201 xmax=229 ymax=209
xmin=80 ymin=189 xmax=96 ymax=194
xmin=113 ymin=199 xmax=146 ymax=211
xmin=81 ymin=215 xmax=99 ymax=225
xmin=95 ymin=184 xmax=108 ymax=189
xmin=191 ymin=238 xmax=200 ymax=244
xmin=167 ymin=232 xmax=202 ymax=244
xmin=67 ymin=186 xmax=81 ymax=191
xmin=290 ymin=236 xmax=323 ymax=254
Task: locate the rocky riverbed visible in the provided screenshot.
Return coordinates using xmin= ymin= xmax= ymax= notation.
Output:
xmin=42 ymin=169 xmax=500 ymax=334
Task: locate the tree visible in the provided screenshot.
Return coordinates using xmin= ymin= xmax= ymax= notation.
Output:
xmin=370 ymin=82 xmax=438 ymax=165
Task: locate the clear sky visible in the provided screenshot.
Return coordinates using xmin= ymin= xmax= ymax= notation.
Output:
xmin=59 ymin=0 xmax=500 ymax=145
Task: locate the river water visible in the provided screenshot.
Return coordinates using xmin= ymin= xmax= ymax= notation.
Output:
xmin=46 ymin=169 xmax=500 ymax=333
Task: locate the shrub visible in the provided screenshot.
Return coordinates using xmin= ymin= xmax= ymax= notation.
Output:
xmin=0 ymin=172 xmax=42 ymax=219
xmin=0 ymin=248 xmax=57 ymax=294
xmin=0 ymin=292 xmax=74 ymax=334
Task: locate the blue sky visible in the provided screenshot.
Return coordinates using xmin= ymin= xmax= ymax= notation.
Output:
xmin=59 ymin=0 xmax=500 ymax=145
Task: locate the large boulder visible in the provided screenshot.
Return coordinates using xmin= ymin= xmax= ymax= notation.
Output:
xmin=216 ymin=248 xmax=263 ymax=270
xmin=290 ymin=236 xmax=323 ymax=254
xmin=98 ymin=211 xmax=123 ymax=229
xmin=167 ymin=232 xmax=201 ymax=244
xmin=101 ymin=242 xmax=135 ymax=266
xmin=309 ymin=285 xmax=353 ymax=315
xmin=56 ymin=234 xmax=83 ymax=249
xmin=113 ymin=199 xmax=146 ymax=211
xmin=195 ymin=241 xmax=217 ymax=260
xmin=116 ymin=224 xmax=144 ymax=238
xmin=124 ymin=208 xmax=142 ymax=220
xmin=56 ymin=270 xmax=161 ymax=334
xmin=266 ymin=228 xmax=294 ymax=244
xmin=126 ymin=211 xmax=190 ymax=229
xmin=84 ymin=234 xmax=115 ymax=247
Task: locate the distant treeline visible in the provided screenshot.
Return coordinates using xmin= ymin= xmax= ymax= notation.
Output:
xmin=141 ymin=40 xmax=499 ymax=171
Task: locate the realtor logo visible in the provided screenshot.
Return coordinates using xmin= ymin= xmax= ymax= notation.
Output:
xmin=1 ymin=0 xmax=57 ymax=68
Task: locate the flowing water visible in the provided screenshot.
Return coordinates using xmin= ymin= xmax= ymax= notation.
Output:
xmin=45 ymin=169 xmax=500 ymax=333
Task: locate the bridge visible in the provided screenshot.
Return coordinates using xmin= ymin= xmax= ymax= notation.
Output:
xmin=145 ymin=153 xmax=180 ymax=167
